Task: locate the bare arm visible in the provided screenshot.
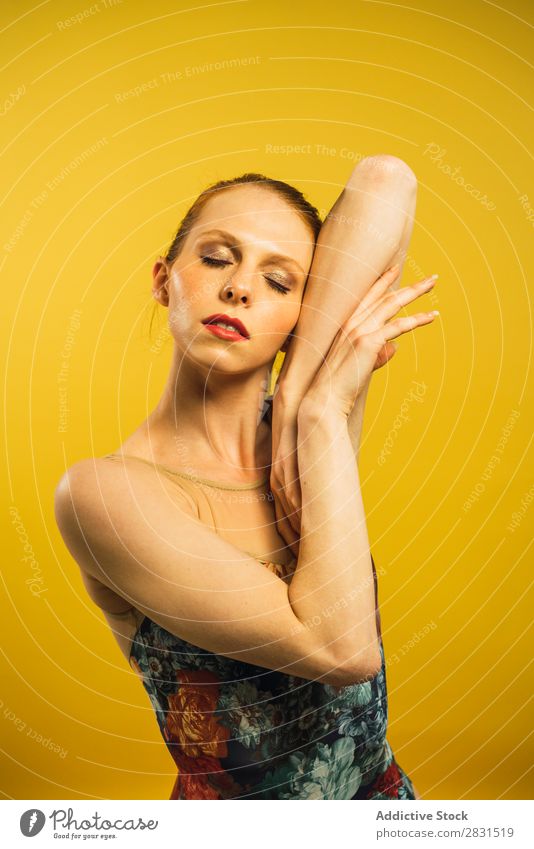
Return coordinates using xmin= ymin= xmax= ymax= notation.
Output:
xmin=345 ymin=208 xmax=417 ymax=462
xmin=54 ymin=438 xmax=381 ymax=687
xmin=269 ymin=156 xmax=417 ymax=551
xmin=275 ymin=155 xmax=417 ymax=457
xmin=279 ymin=155 xmax=417 ymax=396
xmin=289 ymin=402 xmax=381 ymax=672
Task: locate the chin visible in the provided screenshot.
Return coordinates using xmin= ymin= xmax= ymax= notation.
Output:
xmin=179 ymin=349 xmax=256 ymax=378
xmin=175 ymin=332 xmax=279 ymax=374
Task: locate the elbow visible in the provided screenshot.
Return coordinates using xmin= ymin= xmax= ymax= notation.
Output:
xmin=318 ymin=646 xmax=382 ymax=688
xmin=348 ymin=154 xmax=417 ymax=191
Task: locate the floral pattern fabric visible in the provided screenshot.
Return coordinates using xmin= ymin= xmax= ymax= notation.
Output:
xmin=129 ymin=553 xmax=416 ymax=800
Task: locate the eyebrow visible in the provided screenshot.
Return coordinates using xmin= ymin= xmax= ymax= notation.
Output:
xmin=195 ymin=228 xmax=306 ymax=275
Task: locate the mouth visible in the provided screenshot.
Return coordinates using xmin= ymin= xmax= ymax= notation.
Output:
xmin=201 ymin=313 xmax=250 ymax=341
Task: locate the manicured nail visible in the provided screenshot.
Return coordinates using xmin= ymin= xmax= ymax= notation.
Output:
xmin=430 ymin=274 xmax=439 ymax=280
xmin=430 ymin=310 xmax=440 ymax=316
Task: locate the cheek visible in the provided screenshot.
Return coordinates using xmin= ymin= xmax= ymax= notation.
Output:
xmin=167 ymin=288 xmax=189 ymax=334
xmin=167 ymin=276 xmax=209 ymax=336
xmin=264 ymin=300 xmax=301 ymax=336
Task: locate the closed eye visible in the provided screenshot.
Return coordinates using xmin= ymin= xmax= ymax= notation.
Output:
xmin=201 ymin=255 xmax=231 ymax=268
xmin=200 ymin=255 xmax=290 ymax=295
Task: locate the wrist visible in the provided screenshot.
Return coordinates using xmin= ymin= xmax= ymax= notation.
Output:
xmin=297 ymin=393 xmax=349 ymax=430
xmin=273 ymin=376 xmax=305 ymax=415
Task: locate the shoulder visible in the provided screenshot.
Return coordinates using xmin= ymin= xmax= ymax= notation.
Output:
xmin=54 ymin=456 xmax=131 ymax=521
xmin=54 ymin=458 xmax=102 ymax=534
xmin=55 ymin=459 xmax=153 ymax=618
xmin=54 ymin=455 xmax=197 ymax=547
xmin=54 ymin=456 xmax=204 ymax=604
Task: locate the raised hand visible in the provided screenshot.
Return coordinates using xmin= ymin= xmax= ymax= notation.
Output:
xmin=269 ymin=267 xmax=439 ymax=558
xmin=303 ymin=268 xmax=439 ymax=419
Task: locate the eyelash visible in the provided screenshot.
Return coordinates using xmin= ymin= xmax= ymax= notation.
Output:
xmin=200 ymin=255 xmax=291 ymax=295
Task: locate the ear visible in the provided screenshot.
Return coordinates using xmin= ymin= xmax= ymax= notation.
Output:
xmin=152 ymin=256 xmax=170 ymax=307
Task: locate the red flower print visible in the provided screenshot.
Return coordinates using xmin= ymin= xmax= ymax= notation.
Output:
xmin=165 ymin=669 xmax=229 ymax=759
xmin=368 ymin=759 xmax=402 ymax=799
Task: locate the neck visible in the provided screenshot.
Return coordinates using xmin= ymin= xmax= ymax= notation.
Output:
xmin=146 ymin=347 xmax=274 ymax=481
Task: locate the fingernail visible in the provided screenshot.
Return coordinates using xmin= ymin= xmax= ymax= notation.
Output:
xmin=430 ymin=274 xmax=439 ymax=280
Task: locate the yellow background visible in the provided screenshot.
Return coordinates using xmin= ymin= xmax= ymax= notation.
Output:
xmin=2 ymin=0 xmax=532 ymax=800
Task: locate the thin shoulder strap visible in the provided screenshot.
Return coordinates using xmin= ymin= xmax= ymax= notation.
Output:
xmin=103 ymin=453 xmax=166 ymax=472
xmin=102 ymin=453 xmax=268 ymax=490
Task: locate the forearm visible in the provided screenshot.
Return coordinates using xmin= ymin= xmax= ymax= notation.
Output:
xmin=345 ymin=205 xmax=417 ymax=460
xmin=346 ymin=380 xmax=370 ymax=465
xmin=288 ymin=402 xmax=380 ymax=677
xmin=278 ymin=156 xmax=417 ymax=406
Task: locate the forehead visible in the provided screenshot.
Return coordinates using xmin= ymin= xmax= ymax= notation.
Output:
xmin=192 ymin=184 xmax=315 ymax=264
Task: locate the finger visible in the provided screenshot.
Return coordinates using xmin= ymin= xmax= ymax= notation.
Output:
xmin=273 ymin=485 xmax=298 ymax=542
xmin=276 ymin=509 xmax=300 ymax=550
xmin=373 ymin=340 xmax=398 ymax=370
xmin=281 ymin=493 xmax=301 ymax=536
xmin=359 ymin=265 xmax=401 ymax=309
xmin=376 ymin=275 xmax=438 ymax=324
xmin=272 ymin=481 xmax=287 ymax=527
xmin=284 ymin=478 xmax=302 ymax=535
xmin=379 ymin=310 xmax=440 ymax=343
xmin=271 ymin=450 xmax=301 ymax=535
xmin=271 ymin=471 xmax=295 ymax=534
xmin=272 ymin=479 xmax=301 ymax=549
xmin=352 ymin=274 xmax=438 ymax=335
xmin=348 ymin=266 xmax=402 ymax=327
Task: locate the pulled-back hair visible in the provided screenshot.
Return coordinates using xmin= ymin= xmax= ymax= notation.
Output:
xmin=164 ymin=172 xmax=322 ymax=265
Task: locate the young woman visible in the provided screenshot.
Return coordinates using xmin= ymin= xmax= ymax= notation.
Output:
xmin=54 ymin=162 xmax=437 ymax=799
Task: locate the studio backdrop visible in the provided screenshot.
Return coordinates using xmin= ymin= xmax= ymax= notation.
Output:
xmin=2 ymin=0 xmax=532 ymax=800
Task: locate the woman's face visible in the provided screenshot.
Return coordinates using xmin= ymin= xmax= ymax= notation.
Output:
xmin=153 ymin=184 xmax=316 ymax=374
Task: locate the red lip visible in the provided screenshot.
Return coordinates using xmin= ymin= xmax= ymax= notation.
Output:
xmin=201 ymin=313 xmax=250 ymax=339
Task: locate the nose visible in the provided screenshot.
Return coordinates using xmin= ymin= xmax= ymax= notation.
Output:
xmin=221 ymin=273 xmax=252 ymax=306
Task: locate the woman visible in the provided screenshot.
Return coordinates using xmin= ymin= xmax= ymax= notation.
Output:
xmin=54 ymin=164 xmax=437 ymax=799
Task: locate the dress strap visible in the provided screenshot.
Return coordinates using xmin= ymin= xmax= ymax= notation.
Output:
xmin=103 ymin=453 xmax=269 ymax=491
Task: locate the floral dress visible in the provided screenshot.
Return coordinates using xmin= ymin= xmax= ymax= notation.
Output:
xmin=129 ymin=552 xmax=417 ymax=800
